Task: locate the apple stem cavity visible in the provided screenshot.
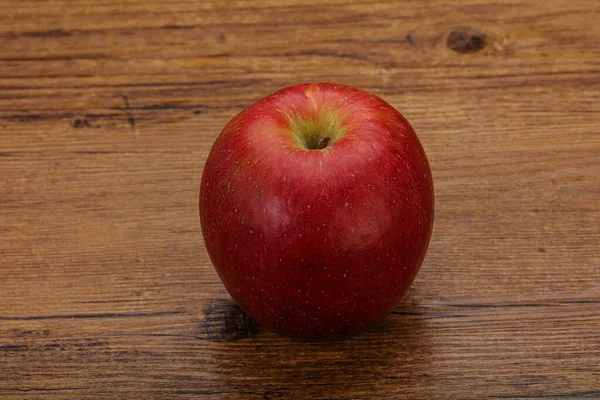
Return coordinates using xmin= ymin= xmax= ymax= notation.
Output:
xmin=288 ymin=108 xmax=347 ymax=151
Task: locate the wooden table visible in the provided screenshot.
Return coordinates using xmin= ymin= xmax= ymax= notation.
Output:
xmin=1 ymin=1 xmax=599 ymax=398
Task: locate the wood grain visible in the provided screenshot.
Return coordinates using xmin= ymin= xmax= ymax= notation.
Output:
xmin=1 ymin=0 xmax=599 ymax=398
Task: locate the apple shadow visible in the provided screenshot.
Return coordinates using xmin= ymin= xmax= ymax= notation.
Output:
xmin=201 ymin=292 xmax=434 ymax=398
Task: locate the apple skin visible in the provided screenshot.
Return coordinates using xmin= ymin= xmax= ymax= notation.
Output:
xmin=200 ymin=83 xmax=434 ymax=340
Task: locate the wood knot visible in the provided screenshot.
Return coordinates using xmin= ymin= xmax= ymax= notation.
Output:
xmin=73 ymin=118 xmax=87 ymax=128
xmin=447 ymin=29 xmax=487 ymax=53
xmin=202 ymin=304 xmax=258 ymax=342
xmin=73 ymin=117 xmax=97 ymax=128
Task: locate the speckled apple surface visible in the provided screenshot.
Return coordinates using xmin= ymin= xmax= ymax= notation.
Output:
xmin=200 ymin=83 xmax=434 ymax=340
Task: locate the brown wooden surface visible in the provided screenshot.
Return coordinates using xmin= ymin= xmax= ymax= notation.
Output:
xmin=1 ymin=1 xmax=599 ymax=399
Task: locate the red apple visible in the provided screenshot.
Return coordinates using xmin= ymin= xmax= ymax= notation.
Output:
xmin=200 ymin=83 xmax=434 ymax=340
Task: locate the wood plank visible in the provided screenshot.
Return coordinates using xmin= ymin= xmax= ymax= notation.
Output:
xmin=1 ymin=0 xmax=599 ymax=398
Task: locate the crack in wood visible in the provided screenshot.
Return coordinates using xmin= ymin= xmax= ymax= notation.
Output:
xmin=0 ymin=311 xmax=182 ymax=321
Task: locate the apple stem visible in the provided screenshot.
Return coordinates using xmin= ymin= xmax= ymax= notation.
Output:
xmin=317 ymin=137 xmax=331 ymax=149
